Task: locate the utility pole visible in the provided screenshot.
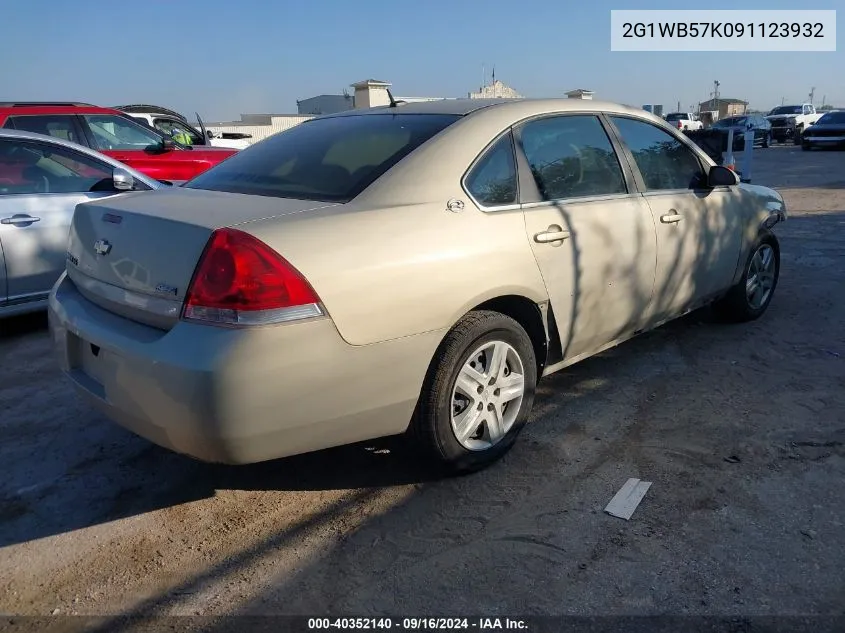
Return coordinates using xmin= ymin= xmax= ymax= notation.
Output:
xmin=809 ymin=87 xmax=815 ymax=105
xmin=781 ymin=97 xmax=785 ymax=105
xmin=711 ymin=80 xmax=720 ymax=111
xmin=822 ymin=95 xmax=826 ymax=108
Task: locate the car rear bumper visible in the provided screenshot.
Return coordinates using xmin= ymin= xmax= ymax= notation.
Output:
xmin=48 ymin=273 xmax=441 ymax=464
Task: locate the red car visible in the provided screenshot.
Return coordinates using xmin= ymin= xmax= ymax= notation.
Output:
xmin=0 ymin=102 xmax=237 ymax=182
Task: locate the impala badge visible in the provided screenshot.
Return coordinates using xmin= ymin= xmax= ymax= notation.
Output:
xmin=155 ymin=283 xmax=178 ymax=296
xmin=93 ymin=239 xmax=112 ymax=256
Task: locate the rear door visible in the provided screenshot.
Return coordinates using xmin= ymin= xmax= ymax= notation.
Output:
xmin=606 ymin=115 xmax=743 ymax=325
xmin=512 ymin=114 xmax=658 ymax=361
xmin=0 ymin=138 xmax=138 ymax=304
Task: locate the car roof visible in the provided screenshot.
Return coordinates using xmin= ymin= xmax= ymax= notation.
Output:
xmin=318 ymin=97 xmax=663 ymax=121
xmin=0 ymin=103 xmax=124 ymax=117
xmin=0 ymin=128 xmax=160 ymax=189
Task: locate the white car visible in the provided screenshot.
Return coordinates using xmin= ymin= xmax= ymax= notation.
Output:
xmin=115 ymin=105 xmax=251 ymax=151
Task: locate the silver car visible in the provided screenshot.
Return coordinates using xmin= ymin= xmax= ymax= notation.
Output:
xmin=0 ymin=129 xmax=160 ymax=317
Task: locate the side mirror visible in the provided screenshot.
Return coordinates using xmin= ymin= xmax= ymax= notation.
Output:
xmin=161 ymin=137 xmax=176 ymax=150
xmin=112 ymin=168 xmax=135 ymax=191
xmin=206 ymin=130 xmax=214 ymax=139
xmin=708 ymin=165 xmax=738 ymax=187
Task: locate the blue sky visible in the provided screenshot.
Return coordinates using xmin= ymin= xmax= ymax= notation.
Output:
xmin=1 ymin=0 xmax=841 ymax=121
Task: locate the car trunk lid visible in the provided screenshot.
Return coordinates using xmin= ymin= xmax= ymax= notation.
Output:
xmin=65 ymin=187 xmax=339 ymax=329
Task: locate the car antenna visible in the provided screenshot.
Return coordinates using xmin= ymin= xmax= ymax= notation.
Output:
xmin=386 ymin=88 xmax=405 ymax=108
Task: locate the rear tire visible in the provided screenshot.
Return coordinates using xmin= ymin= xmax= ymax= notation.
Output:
xmin=762 ymin=133 xmax=770 ymax=148
xmin=411 ymin=310 xmax=537 ymax=473
xmin=714 ymin=235 xmax=780 ymax=323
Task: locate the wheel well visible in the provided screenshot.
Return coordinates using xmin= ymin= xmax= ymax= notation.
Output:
xmin=474 ymin=295 xmax=549 ymax=373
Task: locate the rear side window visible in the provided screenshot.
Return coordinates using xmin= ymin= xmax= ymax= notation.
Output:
xmin=465 ymin=133 xmax=518 ymax=207
xmin=186 ymin=113 xmax=461 ymax=202
xmin=4 ymin=115 xmax=82 ymax=144
xmin=519 ymin=115 xmax=627 ymax=200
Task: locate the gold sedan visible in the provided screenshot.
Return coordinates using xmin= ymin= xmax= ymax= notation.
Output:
xmin=48 ymin=99 xmax=786 ymax=472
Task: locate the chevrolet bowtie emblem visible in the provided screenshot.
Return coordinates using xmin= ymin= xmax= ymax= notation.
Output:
xmin=93 ymin=239 xmax=112 ymax=256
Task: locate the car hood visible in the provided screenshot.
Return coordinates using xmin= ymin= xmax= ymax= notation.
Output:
xmin=766 ymin=114 xmax=798 ymax=120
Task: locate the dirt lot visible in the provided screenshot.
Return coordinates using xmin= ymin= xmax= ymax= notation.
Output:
xmin=1 ymin=145 xmax=844 ymax=625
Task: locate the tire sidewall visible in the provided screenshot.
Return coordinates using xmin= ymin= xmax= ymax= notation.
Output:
xmin=742 ymin=236 xmax=780 ymax=318
xmin=433 ymin=321 xmax=537 ymax=471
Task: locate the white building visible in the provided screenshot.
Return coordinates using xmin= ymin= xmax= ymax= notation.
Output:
xmin=202 ymin=76 xmax=520 ymax=145
xmin=468 ymin=79 xmax=523 ymax=99
xmin=202 ymin=113 xmax=314 ymax=145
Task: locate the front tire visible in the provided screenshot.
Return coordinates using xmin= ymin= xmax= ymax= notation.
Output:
xmin=714 ymin=235 xmax=780 ymax=322
xmin=411 ymin=310 xmax=537 ymax=473
xmin=793 ymin=125 xmax=804 ymax=145
xmin=762 ymin=133 xmax=770 ymax=148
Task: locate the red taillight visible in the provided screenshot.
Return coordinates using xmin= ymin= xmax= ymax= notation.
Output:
xmin=183 ymin=228 xmax=322 ymax=326
xmin=677 ymin=121 xmax=683 ymax=129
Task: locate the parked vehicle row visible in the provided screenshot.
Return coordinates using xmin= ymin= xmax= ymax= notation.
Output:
xmin=0 ymin=102 xmax=237 ymax=183
xmin=46 ymin=98 xmax=786 ymax=473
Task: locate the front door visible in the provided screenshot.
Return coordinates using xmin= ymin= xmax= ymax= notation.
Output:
xmin=515 ymin=114 xmax=658 ymax=361
xmin=607 ymin=115 xmax=743 ymax=325
xmin=0 ymin=138 xmax=125 ymax=304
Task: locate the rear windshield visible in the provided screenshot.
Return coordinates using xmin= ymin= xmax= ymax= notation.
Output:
xmin=769 ymin=106 xmax=802 ymax=115
xmin=186 ymin=113 xmax=461 ymax=202
xmin=665 ymin=113 xmax=687 ymax=121
xmin=816 ymin=112 xmax=845 ymax=124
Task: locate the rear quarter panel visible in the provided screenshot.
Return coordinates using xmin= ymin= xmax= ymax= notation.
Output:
xmin=246 ymin=202 xmax=549 ymax=346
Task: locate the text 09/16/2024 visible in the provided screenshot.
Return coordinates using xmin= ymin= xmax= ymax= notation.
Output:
xmin=610 ymin=10 xmax=836 ymax=52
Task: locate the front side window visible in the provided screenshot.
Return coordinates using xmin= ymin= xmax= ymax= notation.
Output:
xmin=83 ymin=115 xmax=165 ymax=151
xmin=464 ymin=133 xmax=517 ymax=206
xmin=155 ymin=118 xmax=202 ymax=145
xmin=0 ymin=139 xmax=136 ymax=195
xmin=3 ymin=115 xmax=82 ymax=144
xmin=519 ymin=115 xmax=627 ymax=200
xmin=186 ymin=113 xmax=461 ymax=202
xmin=610 ymin=116 xmax=705 ymax=191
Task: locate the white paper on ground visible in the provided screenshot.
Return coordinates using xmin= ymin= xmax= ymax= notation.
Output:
xmin=604 ymin=478 xmax=652 ymax=520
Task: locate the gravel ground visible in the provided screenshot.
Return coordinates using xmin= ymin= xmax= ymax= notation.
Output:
xmin=1 ymin=145 xmax=843 ymax=627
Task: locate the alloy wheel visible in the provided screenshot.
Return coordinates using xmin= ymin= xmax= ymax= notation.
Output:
xmin=450 ymin=340 xmax=526 ymax=451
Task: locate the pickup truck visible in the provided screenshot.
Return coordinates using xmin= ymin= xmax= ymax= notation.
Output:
xmin=766 ymin=104 xmax=822 ymax=144
xmin=665 ymin=112 xmax=704 ymax=131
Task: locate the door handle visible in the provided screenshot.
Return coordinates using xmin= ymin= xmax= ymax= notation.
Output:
xmin=1 ymin=214 xmax=41 ymax=226
xmin=534 ymin=226 xmax=571 ymax=243
xmin=660 ymin=211 xmax=683 ymax=224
